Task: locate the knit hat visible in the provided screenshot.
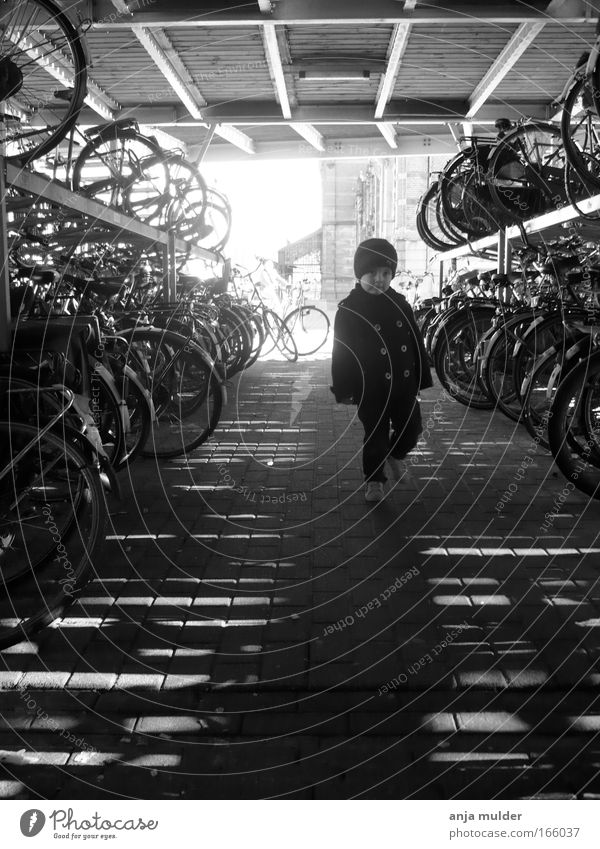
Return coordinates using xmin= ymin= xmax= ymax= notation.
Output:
xmin=353 ymin=238 xmax=398 ymax=280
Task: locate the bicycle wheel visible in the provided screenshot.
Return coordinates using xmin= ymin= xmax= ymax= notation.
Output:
xmin=416 ymin=183 xmax=463 ymax=251
xmin=284 ymin=306 xmax=330 ymax=356
xmin=0 ymin=0 xmax=87 ymax=164
xmin=217 ymin=306 xmax=253 ymax=377
xmin=521 ymin=335 xmax=590 ymax=450
xmin=560 ymin=74 xmax=600 ymax=194
xmin=113 ymin=366 xmax=153 ymax=471
xmin=240 ymin=311 xmax=265 ymax=370
xmin=511 ymin=308 xmax=588 ymax=406
xmin=439 ymin=145 xmax=500 ymax=238
xmin=487 ymin=121 xmax=585 ymax=225
xmin=164 ymin=155 xmax=209 ymax=239
xmin=71 ymin=128 xmax=169 ymax=214
xmin=263 ymin=309 xmax=298 ymax=362
xmin=124 ymin=328 xmax=224 ymax=459
xmin=548 ymin=350 xmax=600 ymax=498
xmin=196 ymin=188 xmax=232 ymax=253
xmin=0 ymin=421 xmax=106 ymax=649
xmin=90 ymin=370 xmax=127 ymax=471
xmin=433 ymin=308 xmax=496 ymax=409
xmin=481 ymin=314 xmax=537 ymax=422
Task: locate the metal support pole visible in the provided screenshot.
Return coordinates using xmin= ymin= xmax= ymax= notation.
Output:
xmin=167 ymin=229 xmax=177 ymax=301
xmin=439 ymin=260 xmax=444 ymax=297
xmin=497 ymin=227 xmax=506 ymax=273
xmin=504 ymin=232 xmax=512 ymax=274
xmin=162 ymin=240 xmax=170 ymax=300
xmin=191 ymin=124 xmax=217 ymax=166
xmin=0 ymin=155 xmax=11 ymax=353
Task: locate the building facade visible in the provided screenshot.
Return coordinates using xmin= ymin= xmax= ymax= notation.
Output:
xmin=320 ymin=155 xmax=447 ymax=307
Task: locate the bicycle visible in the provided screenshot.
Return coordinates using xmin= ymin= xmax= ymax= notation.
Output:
xmin=282 ymin=279 xmax=330 ymax=356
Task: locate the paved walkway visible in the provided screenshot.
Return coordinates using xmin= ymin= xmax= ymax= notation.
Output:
xmin=2 ymin=353 xmax=600 ymax=799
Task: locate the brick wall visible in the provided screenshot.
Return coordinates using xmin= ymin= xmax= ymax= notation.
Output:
xmin=320 ymin=155 xmax=448 ymax=309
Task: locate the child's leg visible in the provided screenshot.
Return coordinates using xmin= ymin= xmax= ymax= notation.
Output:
xmin=389 ymin=401 xmax=422 ymax=460
xmin=357 ymin=402 xmax=391 ymax=482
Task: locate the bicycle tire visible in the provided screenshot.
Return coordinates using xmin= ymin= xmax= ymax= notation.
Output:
xmin=548 ymin=350 xmax=600 ymax=498
xmin=433 ymin=308 xmax=496 ymax=409
xmin=239 ymin=311 xmax=265 ymax=371
xmin=487 ymin=121 xmax=568 ymax=224
xmin=1 ymin=0 xmax=87 ymax=164
xmin=263 ymin=309 xmax=298 ymax=362
xmin=71 ymin=128 xmax=168 ymax=214
xmin=560 ymin=74 xmax=600 ymax=194
xmin=416 ymin=183 xmax=462 ymax=252
xmin=0 ymin=421 xmax=106 ymax=649
xmin=197 ymin=188 xmax=232 ymax=253
xmin=520 ymin=335 xmax=590 ymax=450
xmin=481 ymin=314 xmax=538 ymax=422
xmin=122 ymin=327 xmax=224 ymax=459
xmin=284 ymin=306 xmax=330 ymax=356
xmin=511 ymin=307 xmax=588 ymax=406
xmin=113 ymin=365 xmax=153 ymax=471
xmin=439 ymin=145 xmax=500 ymax=238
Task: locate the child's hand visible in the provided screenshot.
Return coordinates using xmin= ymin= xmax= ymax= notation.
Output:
xmin=339 ymin=397 xmax=354 ymax=405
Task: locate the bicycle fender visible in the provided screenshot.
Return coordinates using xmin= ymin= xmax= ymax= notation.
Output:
xmin=91 ymin=360 xmax=131 ymax=435
xmin=123 ymin=363 xmax=156 ymax=423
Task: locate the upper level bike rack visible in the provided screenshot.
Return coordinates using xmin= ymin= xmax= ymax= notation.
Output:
xmin=434 ymin=190 xmax=600 ymax=285
xmin=0 ymin=158 xmax=223 ymax=352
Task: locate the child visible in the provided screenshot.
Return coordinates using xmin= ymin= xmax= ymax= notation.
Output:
xmin=330 ymin=238 xmax=433 ymax=503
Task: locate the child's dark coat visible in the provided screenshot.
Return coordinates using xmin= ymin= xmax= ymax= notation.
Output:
xmin=331 ymin=283 xmax=433 ymax=405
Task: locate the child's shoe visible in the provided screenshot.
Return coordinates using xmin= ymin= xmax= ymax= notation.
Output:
xmin=365 ymin=481 xmax=385 ymax=502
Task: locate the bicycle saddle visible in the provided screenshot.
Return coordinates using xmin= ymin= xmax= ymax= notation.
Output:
xmin=566 ymin=266 xmax=600 ymax=288
xmin=491 ymin=272 xmax=521 ymax=286
xmin=86 ymin=118 xmax=139 ymax=137
xmin=29 ymin=269 xmax=56 ymax=286
xmin=60 ymin=272 xmax=124 ymax=298
xmin=86 ymin=279 xmax=126 ymax=297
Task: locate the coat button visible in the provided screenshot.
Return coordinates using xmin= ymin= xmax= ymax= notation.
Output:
xmin=380 ymin=347 xmax=387 ymax=355
xmin=404 ymin=369 xmax=410 ymax=377
xmin=374 ymin=324 xmax=381 ymax=331
xmin=396 ymin=320 xmax=403 ymax=327
xmin=385 ymin=372 xmax=391 ymax=379
xmin=401 ymin=344 xmax=407 ymax=352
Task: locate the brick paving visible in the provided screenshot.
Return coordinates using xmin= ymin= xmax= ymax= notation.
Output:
xmin=2 ymin=351 xmax=600 ymax=799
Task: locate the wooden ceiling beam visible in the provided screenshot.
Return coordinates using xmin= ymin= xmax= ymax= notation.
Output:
xmin=115 ymin=12 xmax=256 ymax=153
xmin=262 ymin=23 xmax=292 ymax=119
xmin=261 ymin=21 xmax=323 ymax=149
xmin=91 ymin=0 xmax=593 ymax=26
xmin=466 ymin=22 xmax=546 ymax=118
xmin=374 ymin=23 xmax=412 ymax=119
xmin=197 ymin=133 xmax=455 ymax=162
xmin=377 ymin=123 xmax=398 ymax=148
xmin=76 ymin=99 xmax=547 ymax=126
xmin=290 ymin=123 xmax=325 ymax=150
xmin=196 ymin=99 xmax=549 ymax=123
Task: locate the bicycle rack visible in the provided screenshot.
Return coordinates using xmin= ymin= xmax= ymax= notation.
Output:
xmin=0 ymin=159 xmax=224 ymax=335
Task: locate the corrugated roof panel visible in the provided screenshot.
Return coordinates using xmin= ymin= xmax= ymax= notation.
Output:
xmin=287 ymin=24 xmax=394 ymax=58
xmin=85 ymin=31 xmax=180 ymax=105
xmin=164 ymin=26 xmax=275 ymax=102
xmin=393 ymin=24 xmax=519 ymax=99
xmin=296 ymin=78 xmax=381 ymax=104
xmin=493 ymin=24 xmax=596 ymax=101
